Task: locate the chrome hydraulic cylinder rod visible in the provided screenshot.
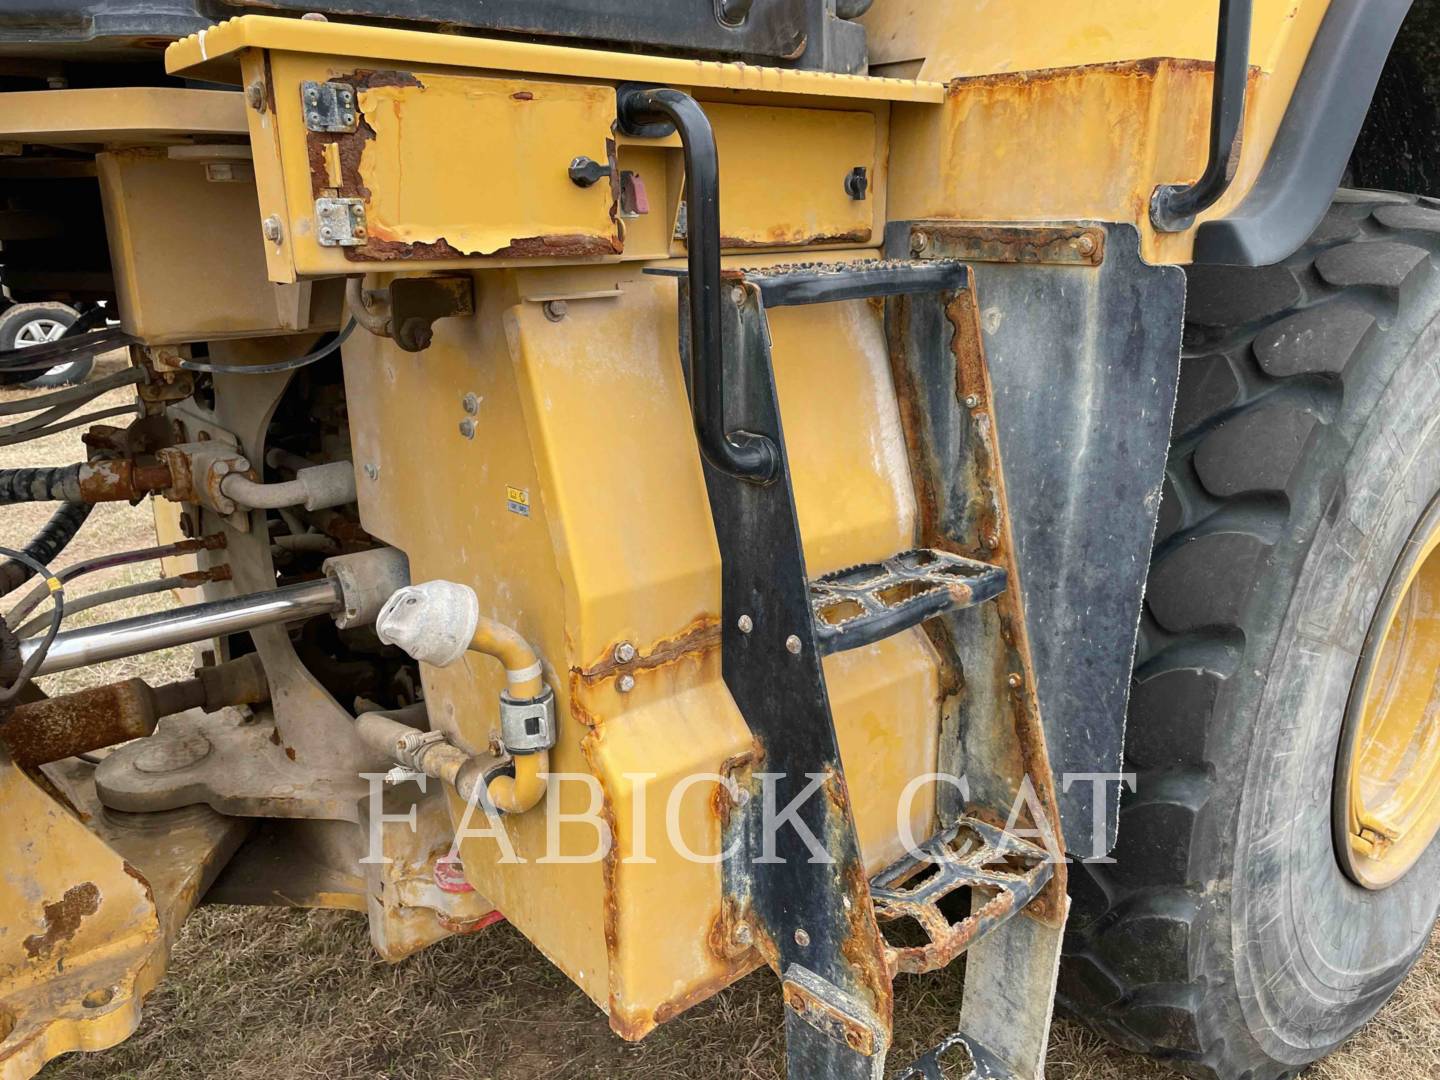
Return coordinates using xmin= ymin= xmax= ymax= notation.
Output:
xmin=19 ymin=578 xmax=342 ymax=676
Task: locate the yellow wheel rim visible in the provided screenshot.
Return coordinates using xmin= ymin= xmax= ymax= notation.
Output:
xmin=1335 ymin=497 xmax=1440 ymax=890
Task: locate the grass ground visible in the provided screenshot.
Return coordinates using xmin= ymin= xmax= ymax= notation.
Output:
xmin=4 ymin=361 xmax=1437 ymax=1080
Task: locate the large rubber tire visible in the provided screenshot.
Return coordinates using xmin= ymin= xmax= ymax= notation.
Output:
xmin=1059 ymin=191 xmax=1440 ymax=1079
xmin=0 ymin=301 xmax=94 ymax=388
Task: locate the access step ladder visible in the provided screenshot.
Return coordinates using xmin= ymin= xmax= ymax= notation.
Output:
xmin=648 ymin=254 xmax=1062 ymax=1080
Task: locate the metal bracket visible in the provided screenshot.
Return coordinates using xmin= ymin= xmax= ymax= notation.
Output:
xmin=911 ymin=223 xmax=1105 ymax=267
xmin=301 ymin=80 xmax=359 ymax=133
xmin=499 ymin=687 xmax=557 ymax=754
xmin=315 ymin=197 xmax=367 ymax=247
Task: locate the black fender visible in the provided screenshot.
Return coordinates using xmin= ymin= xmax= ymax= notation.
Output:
xmin=1194 ymin=0 xmax=1413 ymax=266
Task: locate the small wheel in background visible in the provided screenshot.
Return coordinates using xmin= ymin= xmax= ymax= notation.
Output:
xmin=0 ymin=302 xmax=96 ymax=388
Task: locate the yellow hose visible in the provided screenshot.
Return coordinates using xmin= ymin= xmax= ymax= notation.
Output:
xmin=487 ymin=751 xmax=549 ymax=814
xmin=466 ymin=618 xmax=548 ymax=813
xmin=471 ymin=617 xmax=544 ymax=698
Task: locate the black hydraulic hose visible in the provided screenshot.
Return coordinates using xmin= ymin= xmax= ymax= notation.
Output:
xmin=0 ymin=501 xmax=91 ymax=600
xmin=617 ymin=84 xmax=778 ymax=483
xmin=0 ymin=545 xmax=63 ymax=705
xmin=180 ymin=320 xmax=357 ymax=376
xmin=0 ymin=464 xmax=83 ymax=505
xmin=1151 ymin=0 xmax=1255 ymax=232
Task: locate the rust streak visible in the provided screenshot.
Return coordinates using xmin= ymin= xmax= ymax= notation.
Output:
xmin=716 ymin=227 xmax=872 ymax=250
xmin=574 ymin=615 xmax=722 ymax=683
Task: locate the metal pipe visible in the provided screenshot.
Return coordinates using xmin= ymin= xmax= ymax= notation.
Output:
xmin=220 ymin=460 xmax=356 ymax=511
xmin=20 ymin=578 xmax=341 ymax=676
xmin=1151 ymin=0 xmax=1255 ymax=232
xmin=0 ymin=655 xmax=269 ymax=767
xmin=617 ymin=84 xmax=778 ymax=483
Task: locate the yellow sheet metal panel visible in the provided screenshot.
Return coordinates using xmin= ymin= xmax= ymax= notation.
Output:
xmin=877 ymin=0 xmax=1331 ymax=262
xmin=355 ymin=74 xmax=620 ymax=258
xmin=862 ymin=0 xmax=1324 ymax=78
xmin=344 ymin=252 xmax=942 ymax=1032
xmin=344 ymin=275 xmax=614 ymax=1005
xmin=825 ymin=632 xmax=941 ymax=874
xmin=580 ymin=667 xmax=756 ymax=1039
xmin=0 ymin=87 xmax=246 ymax=146
xmin=252 ymin=53 xmax=627 ymax=278
xmin=165 ymin=15 xmax=946 ymax=103
xmin=886 ymin=56 xmax=1302 ymax=263
xmin=96 ymin=150 xmax=335 ymax=343
xmin=769 ymin=299 xmax=915 ymax=572
xmin=0 ymin=761 xmax=159 ymax=1078
xmin=707 ymin=104 xmax=879 ymax=249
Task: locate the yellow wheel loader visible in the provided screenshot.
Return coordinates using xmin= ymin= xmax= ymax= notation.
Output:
xmin=0 ymin=2 xmax=1437 ymax=1077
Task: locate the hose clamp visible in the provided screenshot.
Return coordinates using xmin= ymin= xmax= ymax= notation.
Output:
xmin=397 ymin=728 xmax=448 ymax=770
xmin=499 ymin=685 xmax=556 ymax=754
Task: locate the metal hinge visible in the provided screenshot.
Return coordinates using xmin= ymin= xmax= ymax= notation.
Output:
xmin=301 ymin=81 xmax=359 ymax=133
xmin=315 ymin=197 xmax=367 ymax=247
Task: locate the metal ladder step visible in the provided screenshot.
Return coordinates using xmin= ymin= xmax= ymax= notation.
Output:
xmin=895 ymin=1030 xmax=1013 ymax=1080
xmin=871 ymin=817 xmax=1053 ymax=977
xmin=809 ymin=548 xmax=1006 ymax=657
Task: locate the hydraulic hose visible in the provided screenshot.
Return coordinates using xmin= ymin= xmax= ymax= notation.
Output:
xmin=0 ymin=464 xmax=82 ymax=505
xmin=0 ymin=501 xmax=91 ymax=599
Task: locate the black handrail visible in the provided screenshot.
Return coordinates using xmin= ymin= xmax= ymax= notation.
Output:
xmin=1151 ymin=0 xmax=1255 ymax=232
xmin=617 ymin=84 xmax=779 ymax=483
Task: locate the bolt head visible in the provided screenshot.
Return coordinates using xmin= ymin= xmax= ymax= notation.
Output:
xmin=459 ymin=419 xmax=476 ymax=439
xmin=912 ymin=231 xmax=931 ymax=254
xmin=247 ymin=82 xmax=266 ymax=111
xmin=794 ymin=928 xmax=811 ymax=947
xmin=364 ymin=463 xmax=380 ymax=480
xmin=262 ymin=215 xmax=283 ymax=244
xmin=1075 ymin=233 xmax=1098 ymax=256
xmin=731 ymin=285 xmax=747 ymax=307
xmin=1007 ymin=672 xmax=1024 ymax=689
xmin=618 ymin=673 xmax=636 ymax=693
xmin=462 ymin=392 xmax=480 ymax=415
xmin=785 ymin=634 xmax=802 ymax=655
xmin=614 ymin=641 xmax=637 ymax=664
xmin=986 ymin=532 xmax=1001 ymax=549
xmin=543 ymin=299 xmax=568 ymax=322
xmin=737 ymin=614 xmax=754 ymax=634
xmin=735 ymin=922 xmax=753 ymax=945
xmin=963 ymin=393 xmax=980 ymax=409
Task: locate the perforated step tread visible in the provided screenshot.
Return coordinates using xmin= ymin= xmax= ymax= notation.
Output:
xmin=871 ymin=817 xmax=1053 ymax=976
xmin=810 ymin=548 xmax=1006 ymax=656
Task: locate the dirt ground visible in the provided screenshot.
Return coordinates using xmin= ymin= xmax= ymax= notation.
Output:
xmin=4 ymin=361 xmax=1437 ymax=1080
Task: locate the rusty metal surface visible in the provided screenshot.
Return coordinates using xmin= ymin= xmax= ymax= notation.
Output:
xmin=914 ymin=223 xmax=1106 ymax=267
xmin=890 ymin=220 xmax=1184 ymax=857
xmin=0 ymin=655 xmax=270 ymax=770
xmin=75 ymin=459 xmax=175 ymax=503
xmin=871 ymin=817 xmax=1053 ymax=976
xmin=306 ymin=69 xmax=621 ymax=264
xmin=808 ymin=548 xmax=1007 ymax=657
xmin=2 ymin=681 xmax=158 ymax=769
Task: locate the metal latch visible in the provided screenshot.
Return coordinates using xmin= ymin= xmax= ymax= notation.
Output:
xmin=315 ymin=197 xmax=367 ymax=247
xmin=301 ymin=81 xmax=359 ymax=133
